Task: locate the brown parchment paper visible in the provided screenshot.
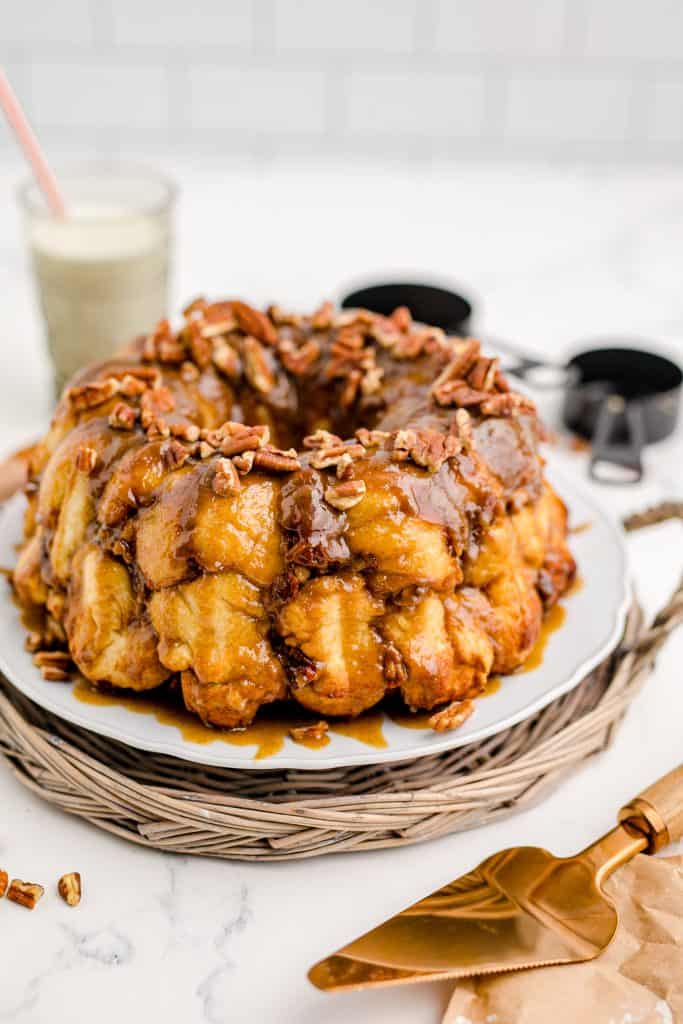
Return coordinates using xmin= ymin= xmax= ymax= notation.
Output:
xmin=444 ymin=855 xmax=683 ymax=1024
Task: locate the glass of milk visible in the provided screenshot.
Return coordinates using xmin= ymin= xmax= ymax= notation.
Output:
xmin=18 ymin=165 xmax=175 ymax=394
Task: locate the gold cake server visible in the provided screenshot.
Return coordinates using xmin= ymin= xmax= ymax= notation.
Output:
xmin=309 ymin=764 xmax=683 ymax=992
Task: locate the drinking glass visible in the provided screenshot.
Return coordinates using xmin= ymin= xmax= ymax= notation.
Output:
xmin=18 ymin=164 xmax=175 ymax=394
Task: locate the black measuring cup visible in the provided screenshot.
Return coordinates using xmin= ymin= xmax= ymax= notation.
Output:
xmin=339 ymin=279 xmax=682 ymax=485
xmin=340 ymin=281 xmax=473 ymax=335
xmin=499 ymin=341 xmax=682 ymax=484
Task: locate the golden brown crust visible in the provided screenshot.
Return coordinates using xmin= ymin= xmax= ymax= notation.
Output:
xmin=13 ymin=299 xmax=576 ymax=730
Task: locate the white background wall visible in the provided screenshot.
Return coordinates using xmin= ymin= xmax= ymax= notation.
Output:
xmin=2 ymin=0 xmax=683 ymax=162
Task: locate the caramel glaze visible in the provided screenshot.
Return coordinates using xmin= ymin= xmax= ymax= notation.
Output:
xmin=14 ymin=300 xmax=577 ymax=737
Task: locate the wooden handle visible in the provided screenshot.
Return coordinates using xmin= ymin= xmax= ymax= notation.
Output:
xmin=618 ymin=764 xmax=683 ymax=852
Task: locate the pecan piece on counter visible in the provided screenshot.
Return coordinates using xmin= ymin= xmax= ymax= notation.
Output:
xmin=108 ymin=402 xmax=139 ymax=430
xmin=243 ymin=336 xmax=275 ymax=394
xmin=75 ymin=444 xmax=99 ymax=476
xmin=289 ymin=721 xmax=329 ymax=744
xmin=253 ymin=447 xmax=301 ymax=473
xmin=7 ymin=880 xmax=44 ymax=910
xmin=0 ymin=870 xmax=7 ymax=898
xmin=212 ymin=458 xmax=241 ymax=497
xmin=232 ymin=300 xmax=279 ymax=346
xmin=67 ymin=377 xmax=120 ymax=412
xmin=429 ymin=699 xmax=475 ymax=733
xmin=58 ymin=872 xmax=82 ymax=907
xmin=324 ymin=478 xmax=366 ymax=510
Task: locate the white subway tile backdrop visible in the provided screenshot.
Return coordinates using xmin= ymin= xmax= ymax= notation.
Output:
xmin=1 ymin=0 xmax=682 ymax=159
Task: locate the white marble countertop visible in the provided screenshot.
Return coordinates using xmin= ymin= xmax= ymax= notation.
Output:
xmin=0 ymin=158 xmax=682 ymax=1024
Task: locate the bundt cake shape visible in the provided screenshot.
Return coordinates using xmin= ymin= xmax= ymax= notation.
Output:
xmin=13 ymin=298 xmax=576 ymax=733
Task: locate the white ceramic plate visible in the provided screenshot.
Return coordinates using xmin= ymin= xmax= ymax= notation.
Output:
xmin=0 ymin=455 xmax=629 ymax=770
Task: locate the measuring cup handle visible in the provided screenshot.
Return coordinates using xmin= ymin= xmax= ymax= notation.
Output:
xmin=590 ymin=400 xmax=645 ymax=484
xmin=619 ymin=764 xmax=683 ymax=852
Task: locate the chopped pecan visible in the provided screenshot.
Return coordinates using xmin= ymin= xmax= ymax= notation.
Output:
xmin=75 ymin=444 xmax=99 ymax=475
xmin=309 ymin=443 xmax=364 ymax=471
xmin=409 ymin=430 xmax=461 ymax=472
xmin=232 ymin=450 xmax=256 ymax=474
xmin=212 ymin=341 xmax=240 ymax=380
xmin=7 ymin=880 xmax=44 ymax=909
xmin=0 ymin=870 xmax=7 ymax=898
xmin=303 ymin=429 xmax=343 ymax=449
xmin=383 ymin=643 xmax=408 ymax=685
xmin=391 ymin=332 xmax=425 ymax=359
xmin=108 ymin=402 xmax=138 ymax=430
xmin=289 ymin=721 xmax=329 ymax=744
xmin=157 ymin=336 xmax=186 ymax=364
xmin=216 ymin=424 xmax=270 ymax=457
xmin=145 ymin=417 xmax=170 ymax=440
xmin=243 ymin=336 xmax=275 ymax=394
xmin=200 ymin=314 xmax=238 ymax=338
xmin=267 ymin=304 xmax=302 ymax=327
xmin=58 ymin=872 xmax=82 ymax=907
xmin=67 ymin=377 xmax=119 ymax=411
xmin=254 ymin=447 xmax=301 ymax=473
xmin=429 ymin=698 xmax=475 ymax=732
xmin=433 ymin=380 xmax=490 ymax=408
xmin=279 ymin=338 xmax=320 ymax=375
xmin=494 ymin=367 xmax=510 ymax=392
xmin=186 ymin=320 xmax=213 ymax=368
xmin=391 ymin=429 xmax=418 ymax=462
xmin=360 ymin=365 xmax=384 ymax=395
xmin=311 ymin=300 xmax=334 ymax=330
xmin=480 ymin=392 xmax=534 ymax=416
xmin=41 ymin=666 xmax=71 ymax=681
xmin=24 ymin=631 xmax=43 ymax=653
xmin=453 ymin=407 xmax=473 ymax=442
xmin=324 ymin=478 xmax=366 ymax=510
xmin=194 ymin=440 xmax=214 ymax=459
xmin=355 ymin=428 xmax=389 ymax=448
xmin=33 ymin=650 xmax=71 ymax=668
xmin=232 ymin=301 xmax=279 ymax=345
xmin=169 ymin=421 xmax=201 ymax=443
xmin=140 ymin=385 xmax=175 ymax=427
xmin=334 ymin=309 xmax=376 ymax=328
xmin=340 ymin=369 xmax=362 ymax=408
xmin=212 ymin=458 xmax=241 ymax=497
xmin=182 ymin=296 xmax=208 ymax=318
xmin=390 ymin=305 xmax=412 ymax=332
xmin=468 ymin=356 xmax=498 ymax=392
xmin=143 ymin=318 xmax=173 ymax=361
xmin=432 ymin=338 xmax=481 ymax=395
xmin=118 ymin=373 xmax=148 ymax=397
xmin=180 ymin=360 xmax=201 ymax=383
xmin=160 ymin=439 xmax=190 ymax=470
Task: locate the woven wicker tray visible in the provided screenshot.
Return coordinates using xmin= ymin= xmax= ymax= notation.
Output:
xmin=0 ymin=507 xmax=681 ymax=861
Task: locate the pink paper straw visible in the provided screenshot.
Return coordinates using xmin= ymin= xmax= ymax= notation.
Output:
xmin=0 ymin=67 xmax=66 ymax=217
